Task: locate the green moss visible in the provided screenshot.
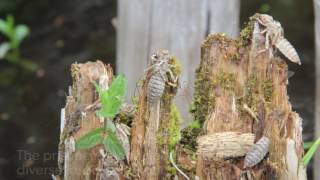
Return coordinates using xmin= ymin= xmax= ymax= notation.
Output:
xmin=116 ymin=111 xmax=134 ymax=127
xmin=188 ymin=120 xmax=201 ymax=129
xmin=169 ymin=56 xmax=182 ymax=76
xmin=190 ymin=65 xmax=215 ymax=125
xmin=213 ymin=71 xmax=236 ymax=91
xmin=238 ymin=14 xmax=261 ymax=47
xmin=263 ymin=79 xmax=273 ymax=102
xmin=202 ymin=33 xmax=232 ymax=49
xmin=169 ymin=105 xmax=182 ymax=150
xmin=245 ymin=75 xmax=257 ymax=107
xmin=239 ymin=24 xmax=253 ymax=46
xmin=180 ymin=120 xmax=202 ymax=151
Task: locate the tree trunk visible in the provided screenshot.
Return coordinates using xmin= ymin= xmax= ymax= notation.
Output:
xmin=116 ymin=0 xmax=240 ymax=122
xmin=314 ymin=0 xmax=320 ymax=179
xmin=187 ymin=15 xmax=306 ymax=179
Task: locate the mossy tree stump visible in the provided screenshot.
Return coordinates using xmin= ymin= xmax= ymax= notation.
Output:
xmin=190 ymin=17 xmax=306 ymax=179
xmin=130 ymin=54 xmax=182 ymax=179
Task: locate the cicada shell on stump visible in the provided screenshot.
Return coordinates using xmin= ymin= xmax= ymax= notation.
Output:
xmin=244 ymin=136 xmax=270 ymax=168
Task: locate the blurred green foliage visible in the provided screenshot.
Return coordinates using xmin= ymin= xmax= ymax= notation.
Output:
xmin=303 ymin=137 xmax=320 ymax=167
xmin=0 ymin=14 xmax=36 ymax=71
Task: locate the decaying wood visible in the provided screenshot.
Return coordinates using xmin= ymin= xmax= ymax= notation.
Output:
xmin=197 ymin=132 xmax=255 ymax=159
xmin=57 ymin=61 xmax=130 ymax=180
xmin=59 ymin=13 xmax=307 ymax=180
xmin=191 ymin=14 xmax=306 ymax=179
xmin=130 ymin=51 xmax=181 ymax=179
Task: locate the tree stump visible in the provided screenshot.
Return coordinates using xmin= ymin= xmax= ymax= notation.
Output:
xmin=57 ymin=61 xmax=128 ymax=180
xmin=57 ymin=54 xmax=182 ymax=180
xmin=190 ymin=15 xmax=306 ymax=179
xmin=57 ymin=14 xmax=307 ymax=180
xmin=130 ymin=51 xmax=181 ymax=179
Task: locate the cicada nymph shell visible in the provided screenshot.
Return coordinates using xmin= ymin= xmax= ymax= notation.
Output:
xmin=255 ymin=13 xmax=301 ymax=65
xmin=275 ymin=37 xmax=301 ymax=65
xmin=244 ymin=136 xmax=270 ymax=168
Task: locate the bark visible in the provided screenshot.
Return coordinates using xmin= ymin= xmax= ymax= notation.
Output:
xmin=314 ymin=0 xmax=320 ymax=179
xmin=130 ymin=54 xmax=181 ymax=179
xmin=189 ymin=15 xmax=306 ymax=179
xmin=56 ymin=61 xmax=130 ymax=180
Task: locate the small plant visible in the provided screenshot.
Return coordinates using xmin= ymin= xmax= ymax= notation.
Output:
xmin=302 ymin=136 xmax=320 ymax=167
xmin=76 ymin=75 xmax=127 ymax=160
xmin=0 ymin=15 xmax=36 ymax=70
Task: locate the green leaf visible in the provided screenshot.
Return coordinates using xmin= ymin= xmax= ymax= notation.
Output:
xmin=0 ymin=42 xmax=11 ymax=59
xmin=304 ymin=141 xmax=314 ymax=150
xmin=0 ymin=19 xmax=7 ymax=36
xmin=12 ymin=25 xmax=29 ymax=47
xmin=76 ymin=128 xmax=104 ymax=149
xmin=5 ymin=15 xmax=14 ymax=38
xmin=95 ymin=75 xmax=127 ymax=118
xmin=302 ymin=137 xmax=320 ymax=167
xmin=103 ymin=130 xmax=126 ymax=160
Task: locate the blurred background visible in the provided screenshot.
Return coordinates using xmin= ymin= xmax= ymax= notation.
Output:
xmin=0 ymin=0 xmax=316 ymax=179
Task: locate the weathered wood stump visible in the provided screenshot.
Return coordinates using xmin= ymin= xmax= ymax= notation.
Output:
xmin=189 ymin=16 xmax=306 ymax=179
xmin=130 ymin=51 xmax=181 ymax=179
xmin=57 ymin=15 xmax=307 ymax=180
xmin=57 ymin=61 xmax=132 ymax=180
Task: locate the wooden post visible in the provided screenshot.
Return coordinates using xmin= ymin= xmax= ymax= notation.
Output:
xmin=208 ymin=0 xmax=240 ymax=37
xmin=314 ymin=0 xmax=320 ymax=179
xmin=116 ymin=0 xmax=240 ymax=122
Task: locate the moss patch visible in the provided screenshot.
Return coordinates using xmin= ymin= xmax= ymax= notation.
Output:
xmin=180 ymin=120 xmax=202 ymax=151
xmin=169 ymin=105 xmax=182 ymax=150
xmin=190 ymin=65 xmax=215 ymax=125
xmin=263 ymin=79 xmax=273 ymax=102
xmin=213 ymin=71 xmax=236 ymax=91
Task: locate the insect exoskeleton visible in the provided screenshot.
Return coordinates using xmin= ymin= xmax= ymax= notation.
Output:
xmin=147 ymin=72 xmax=166 ymax=105
xmin=275 ymin=37 xmax=301 ymax=65
xmin=146 ymin=50 xmax=173 ymax=106
xmin=255 ymin=14 xmax=301 ymax=65
xmin=244 ymin=136 xmax=270 ymax=168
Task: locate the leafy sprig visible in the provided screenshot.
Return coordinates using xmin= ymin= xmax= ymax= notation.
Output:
xmin=76 ymin=75 xmax=127 ymax=160
xmin=0 ymin=15 xmax=36 ymax=70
